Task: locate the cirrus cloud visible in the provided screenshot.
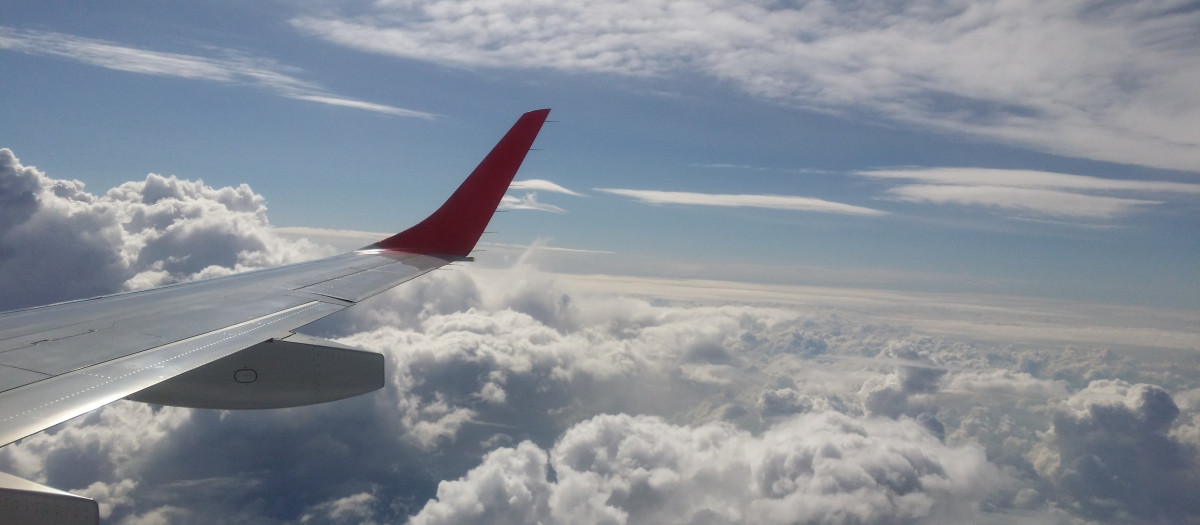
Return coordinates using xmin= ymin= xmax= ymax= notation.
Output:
xmin=0 ymin=26 xmax=431 ymax=119
xmin=595 ymin=188 xmax=887 ymax=216
xmin=857 ymin=167 xmax=1200 ymax=219
xmin=291 ymin=0 xmax=1200 ymax=171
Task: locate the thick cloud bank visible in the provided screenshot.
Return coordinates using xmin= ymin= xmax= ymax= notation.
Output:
xmin=1 ymin=151 xmax=1197 ymax=524
xmin=412 ymin=413 xmax=1007 ymax=525
xmin=1032 ymin=380 xmax=1200 ymax=521
xmin=0 ymin=148 xmax=328 ymax=311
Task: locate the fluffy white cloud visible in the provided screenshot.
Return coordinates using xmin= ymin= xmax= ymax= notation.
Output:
xmin=412 ymin=412 xmax=1016 ymax=525
xmin=291 ymin=0 xmax=1200 ymax=171
xmin=1031 ymin=380 xmax=1200 ymax=521
xmin=0 ymin=148 xmax=332 ymax=310
xmin=3 ymin=151 xmax=1197 ymax=524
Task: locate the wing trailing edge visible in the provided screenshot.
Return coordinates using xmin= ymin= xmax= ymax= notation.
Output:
xmin=372 ymin=108 xmax=551 ymax=257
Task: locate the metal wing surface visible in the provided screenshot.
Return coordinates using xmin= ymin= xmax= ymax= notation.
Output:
xmin=0 ymin=109 xmax=551 ymax=524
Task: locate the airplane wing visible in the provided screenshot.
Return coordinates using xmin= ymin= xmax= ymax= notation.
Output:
xmin=0 ymin=109 xmax=551 ymax=524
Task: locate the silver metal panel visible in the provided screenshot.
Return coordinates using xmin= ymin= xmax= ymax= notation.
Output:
xmin=0 ymin=293 xmax=313 ymax=377
xmin=0 ymin=253 xmax=381 ymax=345
xmin=298 ymin=260 xmax=436 ymax=302
xmin=0 ymin=319 xmax=115 ymax=354
xmin=0 ymin=365 xmax=49 ymax=393
xmin=0 ymin=329 xmax=164 ymax=375
xmin=0 ymin=249 xmax=448 ymax=447
xmin=277 ymin=254 xmax=399 ymax=290
xmin=0 ymin=301 xmax=343 ymax=447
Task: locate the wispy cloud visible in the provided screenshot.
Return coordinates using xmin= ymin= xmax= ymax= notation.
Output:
xmin=511 ymin=179 xmax=583 ymax=196
xmin=0 ymin=26 xmax=432 ymax=118
xmin=479 ymin=242 xmax=613 ymax=254
xmin=692 ymin=163 xmax=773 ymax=171
xmin=595 ymin=188 xmax=886 ymax=216
xmin=291 ymin=1 xmax=1200 ymax=171
xmin=500 ymin=193 xmax=566 ymax=213
xmin=859 ymin=168 xmax=1200 ymax=194
xmin=858 ymin=167 xmax=1199 ymax=219
xmin=886 ymin=185 xmax=1159 ymax=219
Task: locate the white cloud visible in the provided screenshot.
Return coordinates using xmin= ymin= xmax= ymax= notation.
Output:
xmin=887 ymin=184 xmax=1160 ymax=219
xmin=291 ymin=0 xmax=1200 ymax=171
xmin=500 ymin=192 xmax=567 ymax=213
xmin=858 ymin=167 xmax=1199 ymax=219
xmin=1031 ymin=380 xmax=1200 ymax=521
xmin=0 ymin=148 xmax=332 ymax=310
xmin=511 ymin=179 xmax=583 ymax=196
xmin=299 ymin=492 xmax=381 ymax=525
xmin=859 ymin=168 xmax=1200 ymax=194
xmin=0 ymin=26 xmax=432 ymax=118
xmin=595 ymin=188 xmax=886 ymax=216
xmin=412 ymin=412 xmax=1015 ymax=525
xmin=4 ymin=155 xmax=1198 ymax=524
xmin=74 ymin=479 xmax=138 ymax=520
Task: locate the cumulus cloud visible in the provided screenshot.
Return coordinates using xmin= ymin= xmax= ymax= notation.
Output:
xmin=2 ymin=151 xmax=1197 ymax=523
xmin=1031 ymin=380 xmax=1200 ymax=521
xmin=0 ymin=26 xmax=431 ymax=118
xmin=0 ymin=148 xmax=331 ymax=310
xmin=291 ymin=0 xmax=1200 ymax=171
xmin=595 ymin=188 xmax=886 ymax=216
xmin=412 ymin=412 xmax=1014 ymax=525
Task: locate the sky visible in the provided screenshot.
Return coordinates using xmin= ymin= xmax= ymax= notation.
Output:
xmin=1 ymin=0 xmax=1198 ymax=308
xmin=2 ymin=1 xmax=1200 ymax=524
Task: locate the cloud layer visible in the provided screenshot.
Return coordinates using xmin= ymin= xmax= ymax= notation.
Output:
xmin=0 ymin=26 xmax=431 ymax=118
xmin=291 ymin=0 xmax=1200 ymax=171
xmin=0 ymin=148 xmax=329 ymax=310
xmin=859 ymin=167 xmax=1200 ymax=220
xmin=596 ymin=188 xmax=886 ymax=216
xmin=2 ymin=152 xmax=1197 ymax=524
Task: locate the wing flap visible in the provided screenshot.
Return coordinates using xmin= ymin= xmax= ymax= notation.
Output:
xmin=0 ymin=471 xmax=98 ymax=525
xmin=0 ymin=366 xmax=49 ymax=394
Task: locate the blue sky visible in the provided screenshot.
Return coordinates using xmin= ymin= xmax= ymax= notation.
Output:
xmin=3 ymin=4 xmax=1200 ymax=523
xmin=2 ymin=1 xmax=1198 ymax=308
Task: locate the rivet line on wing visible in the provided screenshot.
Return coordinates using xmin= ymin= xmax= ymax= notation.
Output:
xmin=1 ymin=303 xmax=321 ymax=423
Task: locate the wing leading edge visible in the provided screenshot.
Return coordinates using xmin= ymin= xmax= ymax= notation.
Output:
xmin=0 ymin=109 xmax=551 ymax=524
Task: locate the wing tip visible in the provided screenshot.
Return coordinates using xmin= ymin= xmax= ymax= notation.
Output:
xmin=372 ymin=109 xmax=551 ymax=257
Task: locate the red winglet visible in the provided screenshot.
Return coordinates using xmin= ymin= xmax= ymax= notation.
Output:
xmin=372 ymin=109 xmax=551 ymax=257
